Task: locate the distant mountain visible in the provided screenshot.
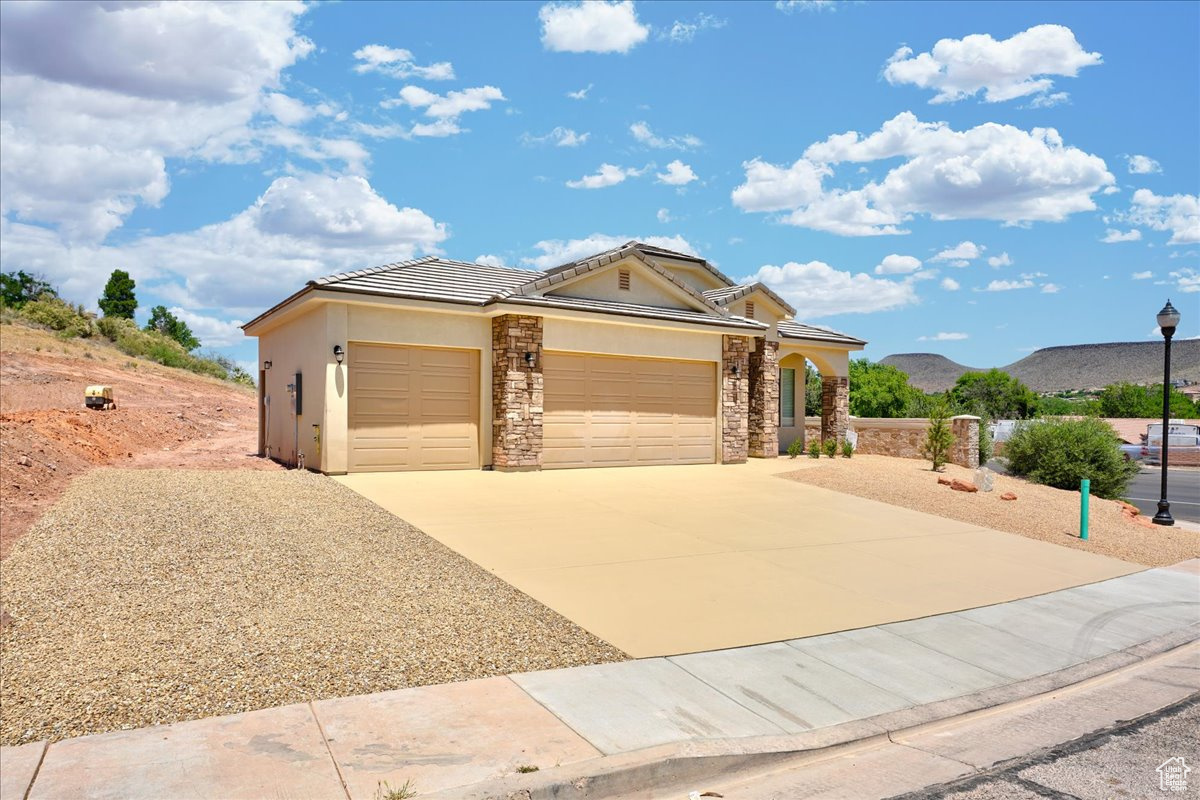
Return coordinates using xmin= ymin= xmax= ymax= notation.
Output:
xmin=881 ymin=340 xmax=1200 ymax=393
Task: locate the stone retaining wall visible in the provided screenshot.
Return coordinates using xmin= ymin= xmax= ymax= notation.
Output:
xmin=800 ymin=415 xmax=980 ymax=468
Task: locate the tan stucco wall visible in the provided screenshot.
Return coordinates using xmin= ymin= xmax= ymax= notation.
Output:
xmin=779 ymin=345 xmax=849 ymax=378
xmin=258 ymin=305 xmax=329 ymax=469
xmin=653 ymin=259 xmax=726 ymax=292
xmin=543 ymin=316 xmax=722 ymax=363
xmin=548 ymin=259 xmax=692 ymax=310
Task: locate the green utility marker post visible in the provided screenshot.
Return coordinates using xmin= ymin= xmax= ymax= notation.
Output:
xmin=1080 ymin=479 xmax=1090 ymax=540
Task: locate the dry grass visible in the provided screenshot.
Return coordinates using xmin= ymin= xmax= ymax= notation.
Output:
xmin=784 ymin=454 xmax=1200 ymax=568
xmin=0 ymin=469 xmax=625 ymax=745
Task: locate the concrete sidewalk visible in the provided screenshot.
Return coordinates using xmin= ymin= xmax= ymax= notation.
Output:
xmin=3 ymin=562 xmax=1197 ymax=800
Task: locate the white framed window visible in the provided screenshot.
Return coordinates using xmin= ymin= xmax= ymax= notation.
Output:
xmin=780 ymin=367 xmax=795 ymax=427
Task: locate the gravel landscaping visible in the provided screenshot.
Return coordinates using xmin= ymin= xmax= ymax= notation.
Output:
xmin=784 ymin=455 xmax=1200 ymax=568
xmin=0 ymin=469 xmax=625 ymax=745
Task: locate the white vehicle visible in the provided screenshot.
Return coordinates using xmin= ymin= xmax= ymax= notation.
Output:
xmin=1141 ymin=421 xmax=1200 ymax=465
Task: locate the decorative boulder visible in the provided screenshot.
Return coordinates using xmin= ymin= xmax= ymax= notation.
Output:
xmin=950 ymin=478 xmax=978 ymax=493
xmin=973 ymin=468 xmax=994 ymax=492
xmin=1001 ymin=492 xmax=1018 ymax=501
xmin=937 ymin=477 xmax=952 ymax=486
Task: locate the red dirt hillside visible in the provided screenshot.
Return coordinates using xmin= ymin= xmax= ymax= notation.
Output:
xmin=0 ymin=322 xmax=280 ymax=559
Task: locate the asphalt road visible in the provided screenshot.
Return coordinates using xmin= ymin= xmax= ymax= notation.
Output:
xmin=1126 ymin=466 xmax=1200 ymax=524
xmin=894 ymin=696 xmax=1199 ymax=800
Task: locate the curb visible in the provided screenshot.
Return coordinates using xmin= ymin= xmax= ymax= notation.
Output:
xmin=430 ymin=624 xmax=1200 ymax=799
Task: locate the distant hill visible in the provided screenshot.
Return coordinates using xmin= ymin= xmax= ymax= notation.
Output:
xmin=881 ymin=340 xmax=1200 ymax=393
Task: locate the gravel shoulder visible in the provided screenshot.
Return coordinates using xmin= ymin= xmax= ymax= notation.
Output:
xmin=0 ymin=469 xmax=625 ymax=745
xmin=782 ymin=454 xmax=1200 ymax=568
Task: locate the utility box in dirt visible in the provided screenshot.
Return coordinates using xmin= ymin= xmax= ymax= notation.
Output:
xmin=84 ymin=385 xmax=116 ymax=410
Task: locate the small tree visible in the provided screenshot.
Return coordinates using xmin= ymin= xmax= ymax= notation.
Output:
xmin=1 ymin=271 xmax=56 ymax=309
xmin=804 ymin=364 xmax=822 ymax=416
xmin=951 ymin=369 xmax=1038 ymax=420
xmin=145 ymin=305 xmax=200 ymax=351
xmin=849 ymin=359 xmax=920 ymax=418
xmin=921 ymin=396 xmax=955 ymax=472
xmin=98 ymin=269 xmax=138 ymax=319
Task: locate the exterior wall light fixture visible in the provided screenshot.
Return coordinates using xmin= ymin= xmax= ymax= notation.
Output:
xmin=333 ymin=345 xmax=345 ymax=365
xmin=524 ymin=351 xmax=536 ymax=368
xmin=263 ymin=360 xmax=272 ymax=370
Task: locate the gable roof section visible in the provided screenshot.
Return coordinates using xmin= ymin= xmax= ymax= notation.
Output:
xmin=702 ymin=282 xmax=796 ymax=316
xmin=777 ymin=319 xmax=866 ymax=347
xmin=311 ymin=257 xmax=536 ymax=305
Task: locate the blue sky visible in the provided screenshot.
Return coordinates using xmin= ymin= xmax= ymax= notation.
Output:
xmin=1 ymin=0 xmax=1197 ymax=371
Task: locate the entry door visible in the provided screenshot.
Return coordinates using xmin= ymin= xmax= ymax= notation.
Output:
xmin=543 ymin=352 xmax=716 ymax=469
xmin=348 ymin=343 xmax=479 ymax=471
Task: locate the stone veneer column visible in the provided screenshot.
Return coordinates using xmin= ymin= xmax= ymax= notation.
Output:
xmin=721 ymin=335 xmax=750 ymax=464
xmin=491 ymin=315 xmax=543 ymax=470
xmin=820 ymin=374 xmax=849 ymax=445
xmin=950 ymin=415 xmax=981 ymax=469
xmin=747 ymin=339 xmax=780 ymax=458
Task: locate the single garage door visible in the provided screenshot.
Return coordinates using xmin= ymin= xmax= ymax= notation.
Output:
xmin=543 ymin=351 xmax=716 ymax=469
xmin=348 ymin=343 xmax=479 ymax=472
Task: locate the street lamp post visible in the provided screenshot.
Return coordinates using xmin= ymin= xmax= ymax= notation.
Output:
xmin=1152 ymin=300 xmax=1181 ymax=527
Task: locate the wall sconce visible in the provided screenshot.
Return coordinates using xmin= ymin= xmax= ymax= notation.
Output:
xmin=524 ymin=351 xmax=536 ymax=368
xmin=263 ymin=360 xmax=272 ymax=370
xmin=731 ymin=363 xmax=740 ymax=377
xmin=333 ymin=345 xmax=345 ymax=364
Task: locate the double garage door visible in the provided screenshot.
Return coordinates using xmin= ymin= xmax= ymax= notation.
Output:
xmin=348 ymin=344 xmax=716 ymax=472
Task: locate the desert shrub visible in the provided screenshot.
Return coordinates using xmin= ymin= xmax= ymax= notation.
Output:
xmin=921 ymin=396 xmax=955 ymax=472
xmin=20 ymin=294 xmax=95 ymax=338
xmin=807 ymin=439 xmax=821 ymax=459
xmin=822 ymin=437 xmax=838 ymax=458
xmin=786 ymin=437 xmax=805 ymax=459
xmin=1003 ymin=417 xmax=1140 ymax=499
xmin=842 ymin=440 xmax=854 ymax=458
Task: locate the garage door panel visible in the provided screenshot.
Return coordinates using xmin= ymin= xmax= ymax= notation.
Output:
xmin=348 ymin=343 xmax=479 ymax=472
xmin=543 ymin=351 xmax=716 ymax=469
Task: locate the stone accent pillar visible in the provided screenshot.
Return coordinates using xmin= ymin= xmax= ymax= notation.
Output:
xmin=950 ymin=415 xmax=981 ymax=469
xmin=721 ymin=335 xmax=749 ymax=464
xmin=491 ymin=315 xmax=543 ymax=471
xmin=748 ymin=339 xmax=779 ymax=458
xmin=820 ymin=375 xmax=849 ymax=445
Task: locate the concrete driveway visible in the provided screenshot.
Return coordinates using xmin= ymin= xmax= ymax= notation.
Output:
xmin=335 ymin=460 xmax=1140 ymax=657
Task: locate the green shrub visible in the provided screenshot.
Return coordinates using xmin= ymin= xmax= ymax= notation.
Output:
xmin=842 ymin=440 xmax=854 ymax=458
xmin=1003 ymin=417 xmax=1140 ymax=499
xmin=20 ymin=294 xmax=95 ymax=338
xmin=786 ymin=437 xmax=805 ymax=459
xmin=977 ymin=416 xmax=994 ymax=464
xmin=807 ymin=439 xmax=821 ymax=459
xmin=921 ymin=396 xmax=955 ymax=472
xmin=822 ymin=437 xmax=838 ymax=458
xmin=97 ymin=317 xmax=229 ymax=381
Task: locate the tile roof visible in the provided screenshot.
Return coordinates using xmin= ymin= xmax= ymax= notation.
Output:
xmin=311 ymin=257 xmax=541 ymax=305
xmin=702 ymin=282 xmax=796 ymax=316
xmin=502 ymin=293 xmax=767 ymax=330
xmin=777 ymin=319 xmax=867 ymax=346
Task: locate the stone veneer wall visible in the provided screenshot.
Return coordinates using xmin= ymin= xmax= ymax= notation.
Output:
xmin=721 ymin=335 xmax=749 ymax=464
xmin=820 ymin=375 xmax=849 ymax=445
xmin=802 ymin=415 xmax=980 ymax=468
xmin=748 ymin=340 xmax=779 ymax=458
xmin=491 ymin=315 xmax=543 ymax=470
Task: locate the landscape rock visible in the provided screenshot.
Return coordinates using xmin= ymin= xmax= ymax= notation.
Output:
xmin=937 ymin=476 xmax=952 ymax=486
xmin=17 ymin=455 xmax=31 ymax=467
xmin=1001 ymin=492 xmax=1018 ymax=501
xmin=950 ymin=478 xmax=978 ymax=493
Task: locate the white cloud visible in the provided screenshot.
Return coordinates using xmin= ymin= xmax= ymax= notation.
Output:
xmin=1127 ymin=189 xmax=1200 ymax=245
xmin=565 ymin=163 xmax=644 ymax=189
xmin=522 ymin=233 xmax=698 ymax=269
xmin=741 ymin=261 xmax=919 ymax=318
xmin=657 ymin=208 xmax=672 ymax=223
xmin=1170 ymin=268 xmax=1200 ymax=293
xmin=0 ymin=1 xmax=316 ymax=243
xmin=883 ymin=24 xmax=1101 ymax=105
xmin=0 ymin=173 xmax=448 ymax=319
xmin=1020 ymin=271 xmax=1048 ymax=279
xmin=731 ymin=112 xmax=1113 ymax=236
xmin=630 ymin=121 xmax=702 ymax=150
xmin=167 ymin=307 xmax=246 ymax=347
xmin=386 ymin=85 xmax=505 ymax=119
xmin=1126 ymin=154 xmax=1162 ymax=175
xmin=932 ymin=241 xmax=984 ymax=265
xmin=662 ymin=13 xmax=726 ymax=43
xmin=775 ymin=0 xmax=837 ymax=12
xmin=656 ymin=160 xmax=698 ymax=186
xmin=1027 ymin=91 xmax=1070 ymax=109
xmin=1132 ymin=270 xmax=1154 ymax=280
xmin=1040 ymin=283 xmax=1061 ymax=293
xmin=475 ymin=254 xmax=505 ymax=267
xmin=539 ymin=1 xmax=648 ymax=54
xmin=566 ymin=83 xmax=593 ymax=100
xmin=352 ymin=44 xmax=454 ymax=81
xmin=522 ymin=126 xmax=590 ymax=147
xmin=1102 ymin=228 xmax=1142 ymax=243
xmin=986 ymin=252 xmax=1012 ymax=268
xmin=918 ymin=332 xmax=968 ymax=341
xmin=984 ymin=279 xmax=1034 ymax=291
xmin=874 ymin=254 xmax=922 ymax=274
xmin=940 ymin=277 xmax=960 ymax=291
xmin=263 ymin=93 xmax=314 ymax=126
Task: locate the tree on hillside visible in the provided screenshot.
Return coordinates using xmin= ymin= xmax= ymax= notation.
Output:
xmin=145 ymin=305 xmax=200 ymax=351
xmin=950 ymin=369 xmax=1038 ymax=420
xmin=1097 ymin=382 xmax=1199 ymax=418
xmin=848 ymin=359 xmax=921 ymax=418
xmin=98 ymin=269 xmax=137 ymax=319
xmin=1 ymin=271 xmax=56 ymax=308
xmin=804 ymin=364 xmax=821 ymax=417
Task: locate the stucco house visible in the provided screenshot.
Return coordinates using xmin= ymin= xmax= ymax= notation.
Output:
xmin=242 ymin=241 xmax=865 ymax=473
